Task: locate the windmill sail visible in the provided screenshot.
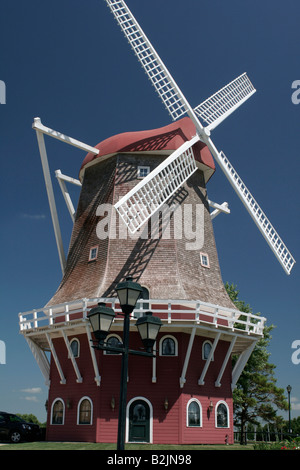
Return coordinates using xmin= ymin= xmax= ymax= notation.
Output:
xmin=194 ymin=73 xmax=256 ymax=131
xmin=115 ymin=136 xmax=199 ymax=233
xmin=104 ymin=0 xmax=201 ymax=124
xmin=217 ymin=151 xmax=296 ymax=274
xmin=106 ymin=0 xmax=295 ymax=274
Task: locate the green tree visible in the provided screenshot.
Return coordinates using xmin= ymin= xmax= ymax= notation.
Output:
xmin=283 ymin=416 xmax=300 ymax=435
xmin=225 ymin=283 xmax=288 ymax=444
xmin=17 ymin=413 xmax=42 ymax=426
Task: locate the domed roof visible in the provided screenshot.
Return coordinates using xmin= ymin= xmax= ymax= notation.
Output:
xmin=79 ymin=117 xmax=215 ymax=182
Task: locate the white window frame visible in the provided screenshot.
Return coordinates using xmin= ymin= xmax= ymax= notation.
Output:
xmin=69 ymin=338 xmax=80 ymax=358
xmin=159 ymin=335 xmax=178 ymax=356
xmin=202 ymin=340 xmax=214 ymax=361
xmin=104 ymin=334 xmax=122 ymax=355
xmin=137 ymin=166 xmax=150 ymax=179
xmin=77 ymin=396 xmax=93 ymax=425
xmin=186 ymin=398 xmax=202 ymax=427
xmin=200 ymin=252 xmax=210 ymax=268
xmin=88 ymin=245 xmax=98 ymax=261
xmin=215 ymin=400 xmax=230 ymax=428
xmin=50 ymin=398 xmax=65 ymax=425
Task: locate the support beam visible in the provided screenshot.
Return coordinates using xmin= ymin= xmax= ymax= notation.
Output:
xmin=55 ymin=170 xmax=82 ymax=187
xmin=46 ymin=333 xmax=66 ymax=384
xmin=55 ymin=170 xmax=79 ymax=222
xmin=33 ymin=117 xmax=98 ymax=272
xmin=208 ymin=200 xmax=230 ymax=220
xmin=25 ymin=337 xmax=50 ymax=387
xmin=215 ymin=336 xmax=237 ymax=387
xmin=231 ymin=340 xmax=257 ymax=389
xmin=198 ymin=332 xmax=221 ymax=385
xmin=33 ymin=117 xmax=99 ymax=155
xmin=85 ymin=325 xmax=101 ymax=386
xmin=61 ymin=330 xmax=83 ymax=383
xmin=180 ymin=327 xmax=196 ymax=388
xmin=35 ymin=129 xmax=66 ymax=274
xmin=152 ymin=341 xmax=157 ymax=383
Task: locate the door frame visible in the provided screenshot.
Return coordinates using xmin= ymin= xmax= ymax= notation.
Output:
xmin=126 ymin=397 xmax=153 ymax=444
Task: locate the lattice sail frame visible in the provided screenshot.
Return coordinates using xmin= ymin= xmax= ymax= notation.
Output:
xmin=194 ymin=73 xmax=256 ymax=131
xmin=105 ymin=0 xmax=192 ymax=122
xmin=105 ymin=0 xmax=295 ymax=274
xmin=218 ymin=151 xmax=296 ymax=274
xmin=115 ymin=136 xmax=199 ymax=233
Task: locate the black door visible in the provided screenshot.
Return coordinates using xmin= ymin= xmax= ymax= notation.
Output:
xmin=129 ymin=400 xmax=150 ymax=443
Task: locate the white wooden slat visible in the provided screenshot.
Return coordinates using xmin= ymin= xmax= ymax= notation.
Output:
xmin=194 ymin=73 xmax=256 ymax=131
xmin=104 ymin=1 xmax=295 ymax=275
xmin=218 ymin=150 xmax=295 ymax=274
xmin=114 ymin=136 xmax=200 ymax=233
xmin=104 ymin=0 xmax=200 ymax=123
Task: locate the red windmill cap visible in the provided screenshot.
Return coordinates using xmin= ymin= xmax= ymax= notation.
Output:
xmin=79 ymin=117 xmax=215 ymax=182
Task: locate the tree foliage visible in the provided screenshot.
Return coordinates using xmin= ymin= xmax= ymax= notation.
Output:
xmin=288 ymin=416 xmax=300 ymax=435
xmin=16 ymin=413 xmax=43 ymax=426
xmin=225 ymin=283 xmax=288 ymax=443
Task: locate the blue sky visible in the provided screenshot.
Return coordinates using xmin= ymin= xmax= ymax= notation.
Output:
xmin=0 ymin=0 xmax=299 ymax=424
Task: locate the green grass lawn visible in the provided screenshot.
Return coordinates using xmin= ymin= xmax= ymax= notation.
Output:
xmin=0 ymin=441 xmax=254 ymax=450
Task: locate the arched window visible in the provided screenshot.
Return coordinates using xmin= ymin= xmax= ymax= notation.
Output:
xmin=104 ymin=334 xmax=122 ymax=355
xmin=78 ymin=397 xmax=93 ymax=425
xmin=216 ymin=401 xmax=229 ymax=428
xmin=70 ymin=338 xmax=80 ymax=358
xmin=202 ymin=340 xmax=214 ymax=360
xmin=51 ymin=399 xmax=64 ymax=425
xmin=187 ymin=399 xmax=202 ymax=427
xmin=159 ymin=335 xmax=178 ymax=356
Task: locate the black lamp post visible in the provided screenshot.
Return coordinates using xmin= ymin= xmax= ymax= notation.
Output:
xmin=87 ymin=277 xmax=162 ymax=451
xmin=287 ymin=384 xmax=292 ymax=434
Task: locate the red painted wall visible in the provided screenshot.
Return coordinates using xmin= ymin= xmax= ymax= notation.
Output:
xmin=46 ymin=331 xmax=234 ymax=445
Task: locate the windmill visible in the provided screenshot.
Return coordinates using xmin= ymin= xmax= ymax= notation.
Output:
xmin=20 ymin=0 xmax=290 ymax=446
xmin=104 ymin=0 xmax=295 ymax=275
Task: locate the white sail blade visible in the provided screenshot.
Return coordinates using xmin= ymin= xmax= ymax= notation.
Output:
xmin=114 ymin=136 xmax=200 ymax=233
xmin=104 ymin=2 xmax=295 ymax=274
xmin=216 ymin=150 xmax=295 ymax=274
xmin=194 ymin=73 xmax=256 ymax=131
xmin=104 ymin=0 xmax=200 ymax=124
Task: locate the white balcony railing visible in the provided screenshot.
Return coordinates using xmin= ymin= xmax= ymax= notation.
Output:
xmin=19 ymin=297 xmax=266 ymax=336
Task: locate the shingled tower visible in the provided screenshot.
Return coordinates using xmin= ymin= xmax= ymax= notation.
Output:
xmin=48 ymin=117 xmax=232 ymax=308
